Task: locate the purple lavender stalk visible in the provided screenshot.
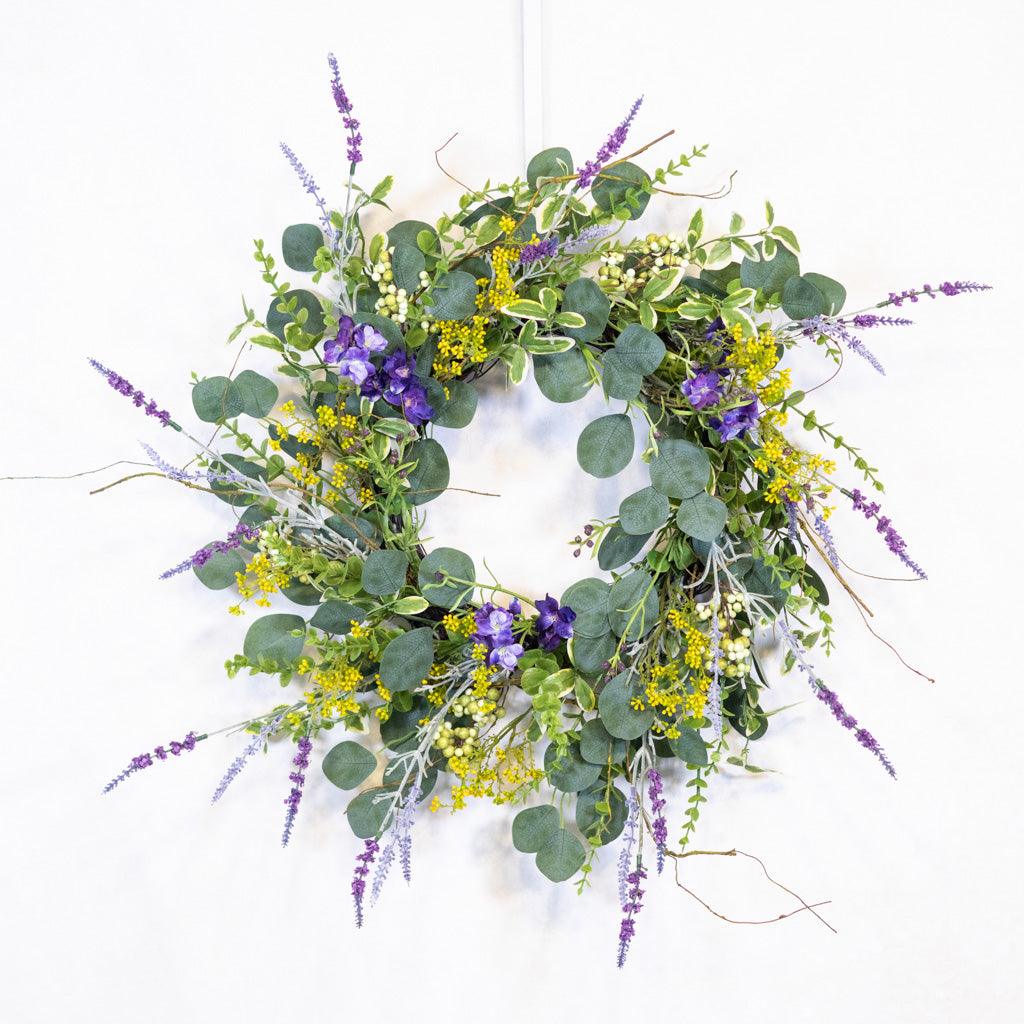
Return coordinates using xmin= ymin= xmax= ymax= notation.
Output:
xmin=280 ymin=737 xmax=313 ymax=848
xmin=777 ymin=619 xmax=896 ymax=778
xmin=352 ymin=838 xmax=380 ymax=927
xmin=616 ymin=858 xmax=647 ymax=968
xmin=89 ymin=358 xmax=178 ymax=428
xmin=646 ymin=768 xmax=668 ymax=875
xmin=801 ymin=316 xmax=886 ymax=375
xmin=159 ymin=523 xmax=261 ymax=580
xmin=881 ymin=280 xmax=992 ymax=308
xmin=576 ymin=97 xmax=644 ymax=190
xmin=141 ymin=443 xmax=244 ymax=486
xmin=103 ymin=731 xmax=200 ymax=793
xmin=211 ymin=714 xmax=284 ymax=804
xmin=279 ymin=142 xmax=334 ymax=242
xmin=327 ymin=52 xmax=362 ymax=166
xmin=370 ymin=779 xmax=422 ymax=906
xmin=847 ymin=488 xmax=927 ymax=580
xmin=849 ymin=314 xmax=914 ymax=328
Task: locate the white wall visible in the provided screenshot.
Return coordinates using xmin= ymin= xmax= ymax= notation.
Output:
xmin=3 ymin=1 xmax=1021 ymax=1020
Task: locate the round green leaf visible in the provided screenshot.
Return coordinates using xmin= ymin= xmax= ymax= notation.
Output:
xmin=346 ymin=789 xmax=392 ymax=839
xmin=242 ymin=613 xmax=305 ymax=665
xmin=614 ymin=323 xmax=665 ymax=374
xmin=600 ymin=350 xmax=643 ymax=401
xmin=803 ymin=272 xmax=846 ymax=316
xmin=781 ymin=275 xmax=828 ymax=320
xmin=619 ymin=486 xmax=670 ymax=535
xmin=544 ymin=741 xmax=602 ymax=793
xmin=425 ymin=378 xmax=478 ymax=429
xmin=360 ymin=549 xmax=410 ymax=596
xmin=390 ymin=242 xmax=427 ymax=294
xmin=667 ymin=726 xmax=708 ymax=766
xmin=282 ymin=223 xmax=323 ymax=272
xmin=740 ymin=242 xmax=799 ymax=298
xmin=745 ymin=558 xmax=788 ymax=613
xmin=569 ymin=632 xmax=617 ymax=676
xmin=325 ymin=513 xmax=382 ymax=548
xmin=378 ymin=627 xmax=434 ymax=692
xmin=533 ymin=347 xmax=593 ymax=403
xmin=575 ymin=782 xmax=627 ymax=845
xmin=309 ymin=599 xmax=363 ymax=635
xmin=675 ymin=492 xmax=729 ymax=543
xmin=535 ymin=828 xmax=586 ymax=882
xmin=281 ymin=578 xmax=325 ymax=605
xmin=597 ymin=524 xmax=650 ymax=571
xmin=418 ymin=547 xmax=475 ymax=608
xmin=527 ymin=146 xmax=573 ymax=188
xmin=387 ymin=219 xmax=437 ymax=253
xmin=561 ymin=277 xmax=610 ymax=343
xmin=560 ymin=578 xmax=611 ymax=638
xmin=193 ymin=546 xmax=245 ymax=590
xmin=649 ymin=438 xmax=710 ymax=499
xmin=404 ymin=438 xmax=449 ymax=505
xmin=512 ymin=804 xmax=560 ymax=853
xmin=192 ymin=376 xmax=244 ymax=423
xmin=576 ymin=413 xmax=634 ymax=478
xmin=232 ymin=369 xmax=279 ymax=418
xmin=579 ymin=719 xmax=627 ymax=765
xmin=429 ymin=271 xmax=478 ymax=321
xmin=607 ymin=571 xmax=659 ymax=640
xmin=598 ymin=670 xmax=656 ymax=740
xmin=380 ymin=696 xmax=431 ymax=753
xmin=592 ymin=161 xmax=651 ymax=221
xmin=322 ymin=740 xmax=377 ymax=790
xmin=266 ymin=289 xmax=326 ymax=342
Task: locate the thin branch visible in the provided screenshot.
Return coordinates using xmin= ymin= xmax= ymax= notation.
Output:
xmin=670 ymin=848 xmax=837 ymax=933
xmin=1 ymin=460 xmax=148 ymax=481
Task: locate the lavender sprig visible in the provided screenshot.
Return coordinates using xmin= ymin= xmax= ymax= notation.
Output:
xmin=159 ymin=523 xmax=261 ymax=580
xmin=778 ymin=620 xmax=896 ymax=778
xmin=103 ymin=731 xmax=200 ymax=793
xmin=847 ymin=488 xmax=927 ymax=580
xmin=211 ymin=714 xmax=284 ymax=804
xmin=616 ymin=859 xmax=647 ymax=968
xmin=327 ymin=52 xmax=362 ymax=165
xmin=370 ymin=779 xmax=422 ymax=906
xmin=89 ymin=358 xmax=178 ymax=428
xmin=881 ymin=280 xmax=992 ymax=308
xmin=279 ymin=142 xmax=334 ymax=242
xmin=849 ymin=314 xmax=914 ymax=328
xmin=576 ymin=96 xmax=644 ymax=190
xmin=617 ymin=787 xmax=640 ymax=906
xmin=646 ymin=768 xmax=668 ymax=875
xmin=801 ymin=316 xmax=886 ymax=375
xmin=352 ymin=838 xmax=380 ymax=927
xmin=140 ymin=442 xmax=244 ymax=485
xmin=280 ymin=737 xmax=312 ymax=848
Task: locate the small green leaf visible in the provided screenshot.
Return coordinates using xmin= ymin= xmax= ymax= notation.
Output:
xmin=613 ymin=323 xmax=665 ymax=374
xmin=504 ymin=299 xmax=550 ymax=320
xmin=360 ymin=549 xmax=410 ymax=596
xmin=512 ymin=804 xmax=560 ymax=853
xmin=535 ymin=828 xmax=586 ymax=882
xmin=771 ymin=225 xmax=800 ymax=252
xmin=544 ymin=741 xmax=602 ymax=793
xmin=642 ymin=266 xmax=685 ymax=303
xmin=391 ymin=595 xmax=429 ymax=615
xmin=576 ymin=414 xmax=634 ymax=478
xmin=638 ymin=301 xmax=657 ymax=330
xmin=378 ymin=627 xmax=434 ymax=692
xmin=404 ymin=438 xmax=449 ymax=506
xmin=322 ymin=741 xmax=377 ymax=790
xmin=426 ymin=378 xmax=478 ymax=429
xmin=561 ymin=277 xmax=610 ymax=343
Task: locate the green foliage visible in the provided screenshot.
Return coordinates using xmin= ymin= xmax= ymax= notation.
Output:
xmin=322 ymin=741 xmax=377 ymax=789
xmin=535 ymin=828 xmax=586 ymax=882
xmin=242 ymin=613 xmax=305 ymax=665
xmin=533 ymin=347 xmax=593 ymax=403
xmin=360 ymin=549 xmax=410 ymax=596
xmin=282 ymin=224 xmax=324 ymax=272
xmin=576 ymin=414 xmax=634 ymax=478
xmin=193 ymin=377 xmax=244 ymax=423
xmin=619 ymin=486 xmax=670 ymax=535
xmin=378 ymin=627 xmax=434 ymax=692
xmin=418 ymin=547 xmax=475 ymax=608
xmin=544 ymin=740 xmax=602 ymax=792
xmin=675 ymin=493 xmax=728 ymax=542
xmin=512 ymin=804 xmax=560 ymax=852
xmin=598 ymin=670 xmax=656 ymax=739
xmin=649 ymin=439 xmax=711 ymax=499
xmin=193 ymin=547 xmax=245 ymax=590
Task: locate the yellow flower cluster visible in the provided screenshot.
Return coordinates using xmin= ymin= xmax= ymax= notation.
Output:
xmin=441 ymin=613 xmax=476 ymax=638
xmin=305 ymin=661 xmax=362 ymax=719
xmin=433 ymin=316 xmax=487 ymax=380
xmin=753 ymin=424 xmax=837 ymax=505
xmin=233 ymin=552 xmax=290 ymax=612
xmin=479 ymin=245 xmax=520 ymax=312
xmin=431 ymin=736 xmax=543 ymax=812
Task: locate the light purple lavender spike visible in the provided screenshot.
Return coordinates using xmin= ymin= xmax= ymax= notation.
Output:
xmin=801 ymin=316 xmax=886 ymax=375
xmin=211 ymin=714 xmax=284 ymax=804
xmin=617 ymin=787 xmax=640 ymax=907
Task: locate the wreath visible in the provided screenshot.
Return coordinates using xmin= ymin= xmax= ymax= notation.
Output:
xmin=96 ymin=54 xmax=989 ymax=963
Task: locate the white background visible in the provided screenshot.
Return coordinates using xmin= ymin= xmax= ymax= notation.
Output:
xmin=2 ymin=1 xmax=1021 ymax=1020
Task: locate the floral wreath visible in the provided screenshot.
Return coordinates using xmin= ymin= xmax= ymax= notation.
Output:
xmin=95 ymin=55 xmax=990 ymax=964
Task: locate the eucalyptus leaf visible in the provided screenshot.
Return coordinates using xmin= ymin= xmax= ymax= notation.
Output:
xmin=575 ymin=782 xmax=627 ymax=844
xmin=667 ymin=726 xmax=708 ymax=766
xmin=740 ymin=242 xmax=799 ymax=298
xmin=418 ymin=547 xmax=475 ymax=608
xmin=282 ymin=223 xmax=323 ymax=272
xmin=266 ymin=289 xmax=326 ymax=342
xmin=597 ymin=524 xmax=650 ymax=571
xmin=579 ymin=719 xmax=627 ymax=765
xmin=193 ymin=546 xmax=245 ymax=590
xmin=512 ymin=804 xmax=560 ymax=853
xmin=533 ymin=347 xmax=593 ymax=403
xmin=430 ymin=271 xmax=478 ymax=320
xmin=613 ymin=323 xmax=665 ymax=374
xmin=607 ymin=571 xmax=659 ymax=640
xmin=576 ymin=414 xmax=634 ymax=478
xmin=561 ymin=277 xmax=610 ymax=343
xmin=527 ymin=147 xmax=573 ymax=188
xmin=675 ymin=493 xmax=729 ymax=542
xmin=322 ymin=741 xmax=377 ymax=790
xmin=346 ymin=789 xmax=393 ymax=839
xmin=544 ymin=741 xmax=602 ymax=793
xmin=535 ymin=828 xmax=586 ymax=882
xmin=560 ymin=578 xmax=611 ymax=638
xmin=233 ymin=369 xmax=279 ymax=418
xmin=427 ymin=378 xmax=478 ymax=429
xmin=802 ymin=272 xmax=846 ymax=316
xmin=649 ymin=438 xmax=711 ymax=499
xmin=592 ymin=161 xmax=651 ymax=221
xmin=391 ymin=242 xmax=426 ymax=293
xmin=404 ymin=438 xmax=449 ymax=505
xmin=192 ymin=377 xmax=244 ymax=423
xmin=597 ymin=670 xmax=655 ymax=740
xmin=619 ymin=486 xmax=670 ymax=535
xmin=569 ymin=632 xmax=617 ymax=676
xmin=378 ymin=627 xmax=434 ymax=693
xmin=781 ymin=275 xmax=828 ymax=320
xmin=309 ymin=599 xmax=363 ymax=635
xmin=600 ymin=350 xmax=642 ymax=401
xmin=242 ymin=613 xmax=306 ymax=664
xmin=380 ymin=696 xmax=431 ymax=753
xmin=360 ymin=549 xmax=410 ymax=596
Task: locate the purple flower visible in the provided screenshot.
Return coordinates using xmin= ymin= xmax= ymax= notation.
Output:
xmin=159 ymin=523 xmax=261 ymax=580
xmin=646 ymin=768 xmax=668 ymax=875
xmin=103 ymin=731 xmax=200 ymax=793
xmin=848 ymin=489 xmax=926 ymax=579
xmin=616 ymin=860 xmax=647 ymax=968
xmin=281 ymin=737 xmax=313 ymax=848
xmin=801 ymin=316 xmax=886 ymax=375
xmin=850 ymin=314 xmax=914 ymax=328
xmin=370 ymin=779 xmax=422 ymax=906
xmin=89 ymin=358 xmax=176 ymax=428
xmin=279 ymin=142 xmax=334 ymax=242
xmin=517 ymin=235 xmax=560 ymax=263
xmin=777 ymin=619 xmax=896 ymax=778
xmin=561 ymin=225 xmax=613 ymax=253
xmin=883 ymin=280 xmax=992 ymax=307
xmin=352 ymin=838 xmax=380 ymax=927
xmin=473 ymin=601 xmax=525 ymax=669
xmin=618 ymin=787 xmax=640 ymax=906
xmin=398 ymin=384 xmax=434 ymax=426
xmin=709 ymin=397 xmax=759 ymax=441
xmin=211 ymin=713 xmax=285 ymax=804
xmin=327 ymin=53 xmax=362 ymax=165
xmin=680 ymin=370 xmax=723 ymax=411
xmin=577 ymin=96 xmax=644 ymax=191
xmin=534 ymin=595 xmax=576 ymax=652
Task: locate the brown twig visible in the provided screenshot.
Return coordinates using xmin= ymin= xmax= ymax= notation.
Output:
xmin=670 ymin=848 xmax=837 ymax=933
